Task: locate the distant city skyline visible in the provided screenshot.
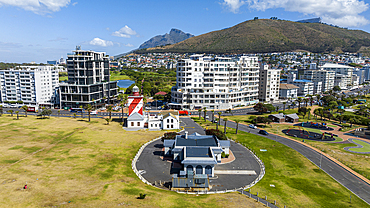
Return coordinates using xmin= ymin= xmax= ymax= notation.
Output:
xmin=0 ymin=0 xmax=370 ymax=63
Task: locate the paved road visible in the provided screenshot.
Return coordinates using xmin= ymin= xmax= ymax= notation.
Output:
xmin=217 ymin=119 xmax=370 ymax=205
xmin=180 ymin=117 xmax=205 ymax=135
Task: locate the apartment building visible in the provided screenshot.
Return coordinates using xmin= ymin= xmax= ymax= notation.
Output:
xmin=0 ymin=66 xmax=60 ymax=106
xmin=287 ymin=73 xmax=314 ymax=96
xmin=303 ymin=69 xmax=335 ymax=93
xmin=259 ymin=64 xmax=280 ymax=102
xmin=59 ymin=47 xmax=118 ymax=108
xmin=171 ymin=55 xmax=259 ymax=110
xmin=320 ymin=63 xmax=354 ymax=89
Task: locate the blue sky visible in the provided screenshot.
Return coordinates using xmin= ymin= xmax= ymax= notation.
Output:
xmin=1 ymin=0 xmax=370 ymax=63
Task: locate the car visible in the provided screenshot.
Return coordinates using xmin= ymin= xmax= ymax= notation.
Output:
xmin=212 ymin=119 xmax=218 ymax=123
xmin=249 ymin=124 xmax=257 ymax=129
xmin=259 ymin=130 xmax=269 ymax=135
xmin=90 ymin=110 xmax=98 ymax=115
xmin=205 ymin=115 xmax=209 ymax=119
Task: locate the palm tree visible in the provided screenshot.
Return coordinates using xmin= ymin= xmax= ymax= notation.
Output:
xmin=304 ymin=98 xmax=309 ymax=107
xmin=15 ymin=111 xmax=19 ymax=120
xmin=235 ymin=119 xmax=240 ymax=134
xmin=7 ymin=110 xmax=13 ymax=116
xmin=203 ymin=107 xmax=207 ymax=121
xmin=21 ymin=105 xmax=28 ymax=117
xmin=217 ymin=111 xmax=222 ymax=130
xmin=276 ymin=106 xmax=280 ymax=112
xmin=282 ymin=102 xmax=286 ymax=112
xmin=223 ymin=118 xmax=228 ymax=134
xmin=107 ymin=106 xmax=113 ymax=120
xmin=85 ymin=104 xmax=93 ymax=122
xmin=73 ymin=113 xmax=77 ymax=118
xmin=79 ymin=105 xmax=84 ymax=118
xmin=297 ymin=97 xmax=303 ymax=109
xmin=198 ymin=109 xmax=202 ymax=120
xmin=57 ymin=110 xmax=60 ymax=117
xmin=120 ymin=94 xmax=129 ymax=125
xmin=105 ymin=118 xmax=111 ymax=125
xmin=211 ymin=110 xmax=215 ymax=122
xmin=92 ymin=98 xmax=96 ymax=109
xmin=0 ymin=105 xmax=2 ymax=116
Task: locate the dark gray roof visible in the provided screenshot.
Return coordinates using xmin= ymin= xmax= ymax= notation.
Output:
xmin=164 ymin=140 xmax=175 ymax=147
xmin=186 ymin=147 xmax=212 ymax=158
xmin=269 ymin=113 xmax=285 ymax=119
xmin=175 ymin=135 xmax=218 ymax=147
xmin=219 ymin=140 xmax=230 ymax=148
xmin=127 ymin=112 xmax=144 ymax=121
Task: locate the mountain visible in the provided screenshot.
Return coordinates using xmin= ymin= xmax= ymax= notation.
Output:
xmin=135 ymin=19 xmax=370 ymax=54
xmin=138 ymin=28 xmax=194 ymax=49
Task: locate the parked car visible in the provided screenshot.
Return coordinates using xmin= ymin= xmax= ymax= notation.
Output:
xmin=249 ymin=124 xmax=257 ymax=129
xmin=205 ymin=115 xmax=209 ymax=119
xmin=90 ymin=110 xmax=98 ymax=115
xmin=259 ymin=130 xmax=269 ymax=135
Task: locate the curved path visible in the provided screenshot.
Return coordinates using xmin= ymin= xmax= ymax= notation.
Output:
xmin=345 ymin=139 xmax=370 ymax=154
xmin=217 ymin=119 xmax=370 ymax=205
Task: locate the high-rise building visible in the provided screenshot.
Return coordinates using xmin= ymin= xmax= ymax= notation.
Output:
xmin=258 ymin=64 xmax=280 ymax=102
xmin=287 ymin=73 xmax=314 ymax=96
xmin=170 ymin=55 xmax=259 ymax=110
xmin=0 ymin=66 xmax=59 ymax=106
xmin=59 ymin=47 xmax=118 ymax=108
xmin=320 ymin=63 xmax=354 ymax=89
xmin=303 ymin=69 xmax=335 ymax=93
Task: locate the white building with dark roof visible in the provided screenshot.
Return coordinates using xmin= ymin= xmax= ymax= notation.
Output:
xmin=279 ymin=84 xmax=299 ymax=99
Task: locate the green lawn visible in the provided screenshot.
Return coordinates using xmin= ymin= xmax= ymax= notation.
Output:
xmin=0 ymin=115 xmax=263 ymax=207
xmin=110 ymin=71 xmax=131 ymax=81
xmin=194 ymin=118 xmax=368 ymax=208
xmin=59 ymin=76 xmax=68 ymax=82
xmin=349 ymin=139 xmax=370 ymax=152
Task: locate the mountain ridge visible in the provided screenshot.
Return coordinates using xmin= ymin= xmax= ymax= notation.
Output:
xmin=138 ymin=28 xmax=194 ymax=49
xmin=134 ymin=19 xmax=370 ymax=54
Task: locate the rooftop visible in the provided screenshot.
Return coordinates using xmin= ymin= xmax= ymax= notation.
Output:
xmin=280 ymin=83 xmax=299 ymax=89
xmin=175 ymin=135 xmax=218 ymax=147
xmin=186 ymin=147 xmax=212 ymax=158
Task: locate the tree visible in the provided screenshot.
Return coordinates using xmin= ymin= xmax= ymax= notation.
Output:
xmin=283 ymin=102 xmax=286 ymax=112
xmin=217 ymin=111 xmax=222 ymax=130
xmin=337 ymin=109 xmax=345 ymax=115
xmin=298 ymin=107 xmax=309 ymax=119
xmin=15 ymin=111 xmax=19 ymax=120
xmin=198 ymin=109 xmax=202 ymax=120
xmin=0 ymin=105 xmax=3 ymax=116
xmin=253 ymin=103 xmax=268 ymax=114
xmin=105 ymin=118 xmax=111 ymax=125
xmin=223 ymin=118 xmax=228 ymax=134
xmin=85 ymin=104 xmax=93 ymax=122
xmin=297 ymin=97 xmax=303 ymax=109
xmin=304 ymin=98 xmax=309 ymax=107
xmin=265 ymin=104 xmax=276 ymax=112
xmin=203 ymin=107 xmax=207 ymax=121
xmin=349 ymin=117 xmax=354 ymax=127
xmin=211 ymin=110 xmax=215 ymax=122
xmin=7 ymin=110 xmax=13 ymax=116
xmin=21 ymin=105 xmax=28 ymax=117
xmin=333 ymin=86 xmax=341 ymax=92
xmin=254 ymin=116 xmax=271 ymax=127
xmin=57 ymin=110 xmax=60 ymax=117
xmin=107 ymin=106 xmax=113 ymax=120
xmin=120 ymin=94 xmax=129 ymax=125
xmin=73 ymin=113 xmax=77 ymax=119
xmin=235 ymin=119 xmax=240 ymax=134
xmin=79 ymin=105 xmax=84 ymax=118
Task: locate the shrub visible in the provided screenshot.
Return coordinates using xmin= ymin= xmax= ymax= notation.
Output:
xmin=205 ymin=129 xmax=227 ymax=140
xmin=139 ymin=193 xmax=146 ymax=199
xmin=161 ymin=132 xmax=179 ymax=142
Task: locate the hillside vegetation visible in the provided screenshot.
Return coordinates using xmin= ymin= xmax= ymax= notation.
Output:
xmin=136 ymin=19 xmax=370 ymax=54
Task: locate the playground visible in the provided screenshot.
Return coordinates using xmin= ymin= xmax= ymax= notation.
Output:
xmin=282 ymin=126 xmax=337 ymax=142
xmin=294 ymin=121 xmax=334 ymax=131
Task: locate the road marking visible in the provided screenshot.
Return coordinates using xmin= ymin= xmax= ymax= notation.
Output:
xmin=138 ymin=170 xmax=146 ymax=175
xmin=214 ymin=170 xmax=256 ymax=175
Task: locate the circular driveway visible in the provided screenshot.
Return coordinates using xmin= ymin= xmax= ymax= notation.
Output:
xmin=135 ymin=139 xmax=262 ymax=191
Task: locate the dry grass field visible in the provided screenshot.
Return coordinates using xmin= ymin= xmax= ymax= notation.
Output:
xmin=0 ymin=115 xmax=263 ymax=208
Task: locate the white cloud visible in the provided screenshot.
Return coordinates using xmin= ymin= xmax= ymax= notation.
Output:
xmin=124 ymin=43 xmax=134 ymax=47
xmin=89 ymin=38 xmax=113 ymax=47
xmin=0 ymin=0 xmax=71 ymax=14
xmin=112 ymin=25 xmax=137 ymax=38
xmin=223 ymin=0 xmax=245 ymax=13
xmin=247 ymin=0 xmax=369 ymax=27
xmin=72 ymin=2 xmax=77 ymax=6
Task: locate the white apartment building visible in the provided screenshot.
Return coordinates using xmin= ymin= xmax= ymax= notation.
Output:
xmin=320 ymin=63 xmax=354 ymax=88
xmin=0 ymin=66 xmax=60 ymax=106
xmin=259 ymin=64 xmax=280 ymax=102
xmin=171 ymin=55 xmax=259 ymax=110
xmin=334 ymin=74 xmax=352 ymax=90
xmin=287 ymin=74 xmax=314 ymax=96
xmin=303 ymin=69 xmax=335 ymax=93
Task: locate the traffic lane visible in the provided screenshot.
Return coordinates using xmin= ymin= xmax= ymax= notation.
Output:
xmin=179 ymin=117 xmax=205 ymax=135
xmin=219 ymin=120 xmax=370 ymax=204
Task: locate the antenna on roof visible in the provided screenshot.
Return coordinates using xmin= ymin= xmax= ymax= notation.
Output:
xmin=76 ymin=45 xmax=81 ymax=50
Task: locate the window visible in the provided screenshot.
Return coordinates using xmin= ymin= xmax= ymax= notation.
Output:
xmin=171 ymin=125 xmax=173 ymax=128
xmin=167 ymin=125 xmax=169 ymax=128
xmin=171 ymin=119 xmax=173 ymax=123
xmin=137 ymin=122 xmax=140 ymax=126
xmin=131 ymin=122 xmax=134 ymax=126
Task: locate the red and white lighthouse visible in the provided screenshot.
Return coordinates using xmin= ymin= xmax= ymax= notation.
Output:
xmin=128 ymin=85 xmax=143 ymax=116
